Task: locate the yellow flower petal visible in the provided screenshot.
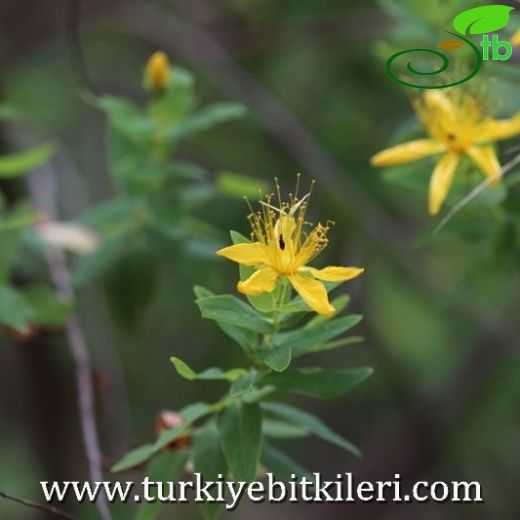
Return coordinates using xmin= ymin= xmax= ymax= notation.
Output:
xmin=512 ymin=29 xmax=520 ymax=46
xmin=370 ymin=139 xmax=446 ymax=167
xmin=237 ymin=267 xmax=279 ymax=296
xmin=429 ymin=152 xmax=460 ymax=216
xmin=477 ymin=113 xmax=520 ymax=143
xmin=288 ymin=273 xmax=334 ymax=316
xmin=467 ymin=146 xmax=501 ymax=185
xmin=306 ymin=266 xmax=365 ymax=282
xmin=216 ymin=242 xmax=266 ymax=266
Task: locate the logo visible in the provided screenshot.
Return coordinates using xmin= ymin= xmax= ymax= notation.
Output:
xmin=386 ymin=5 xmax=515 ymax=89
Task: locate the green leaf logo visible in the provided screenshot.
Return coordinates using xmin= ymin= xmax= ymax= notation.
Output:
xmin=453 ymin=5 xmax=514 ymax=35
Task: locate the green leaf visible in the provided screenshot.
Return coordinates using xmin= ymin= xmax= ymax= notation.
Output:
xmin=0 ymin=145 xmax=53 ymax=178
xmin=193 ymin=423 xmax=228 ymax=520
xmin=196 ymin=295 xmax=274 ymax=334
xmin=263 ymin=367 xmax=373 ymax=399
xmin=0 ymin=212 xmax=35 ymax=232
xmin=241 ymin=386 xmax=275 ymax=404
xmin=171 ymin=356 xmax=197 ymax=380
xmin=148 ymin=66 xmax=195 ymax=122
xmin=153 ymin=425 xmax=190 ymax=453
xmin=230 ymin=370 xmax=257 ymax=397
xmin=453 ymin=5 xmax=514 ymax=35
xmin=260 ymin=442 xmax=311 ymax=480
xmin=111 ymin=444 xmax=156 ymax=473
xmin=309 ymin=336 xmax=364 ymax=353
xmin=170 ymin=357 xmax=246 ymax=382
xmin=22 ymin=286 xmax=73 ymax=326
xmin=218 ymin=400 xmax=262 ymax=482
xmin=193 ymin=287 xmax=259 ymax=357
xmin=263 ymin=402 xmax=360 ymax=457
xmin=112 ymin=402 xmax=212 ymax=472
xmin=0 ymin=286 xmax=33 ymax=333
xmin=230 ymin=231 xmax=276 ymax=313
xmin=168 ymin=103 xmax=246 ymax=140
xmin=217 ymin=173 xmax=269 ymax=199
xmin=193 ymin=286 xmax=213 ymax=299
xmin=154 ymin=409 xmax=210 ymax=452
xmin=274 ymin=315 xmax=362 ymax=357
xmin=98 ymin=96 xmax=153 ymax=139
xmin=257 ymin=341 xmax=292 ymax=372
xmin=79 ymin=197 xmax=137 ymax=231
xmin=262 ymin=419 xmax=310 ymax=439
xmin=136 ymin=450 xmax=189 ymax=520
xmin=169 ymin=161 xmax=207 ymax=181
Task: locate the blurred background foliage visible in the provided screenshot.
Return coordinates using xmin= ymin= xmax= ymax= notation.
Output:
xmin=0 ymin=0 xmax=519 ymax=518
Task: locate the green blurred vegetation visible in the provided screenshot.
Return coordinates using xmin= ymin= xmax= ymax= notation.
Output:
xmin=1 ymin=0 xmax=519 ymax=519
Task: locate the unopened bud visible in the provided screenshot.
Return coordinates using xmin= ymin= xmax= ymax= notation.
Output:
xmin=154 ymin=410 xmax=190 ymax=450
xmin=144 ymin=51 xmax=171 ymax=93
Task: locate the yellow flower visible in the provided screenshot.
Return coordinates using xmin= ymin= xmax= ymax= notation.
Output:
xmin=512 ymin=29 xmax=520 ymax=46
xmin=370 ymin=90 xmax=520 ymax=215
xmin=144 ymin=51 xmax=171 ymax=92
xmin=216 ymin=182 xmax=364 ymax=315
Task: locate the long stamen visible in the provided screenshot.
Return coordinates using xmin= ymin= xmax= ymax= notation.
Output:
xmin=295 ymin=172 xmax=301 ymax=200
xmin=259 ymin=200 xmax=287 ymax=215
xmin=289 ymin=192 xmax=310 ymax=216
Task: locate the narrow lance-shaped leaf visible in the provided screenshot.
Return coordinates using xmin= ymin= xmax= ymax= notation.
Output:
xmin=262 ymin=402 xmax=360 ymax=457
xmin=0 ymin=144 xmax=53 ymax=178
xmin=261 ymin=442 xmax=312 ymax=480
xmin=193 ymin=423 xmax=228 ymax=520
xmin=218 ymin=400 xmax=262 ymax=482
xmin=274 ymin=315 xmax=362 ymax=357
xmin=217 ymin=173 xmax=269 ymax=200
xmin=263 ymin=367 xmax=373 ymax=399
xmin=193 ymin=286 xmax=259 ymax=358
xmin=168 ymin=103 xmax=247 ymax=140
xmin=262 ymin=419 xmax=310 ymax=439
xmin=136 ymin=450 xmax=189 ymax=520
xmin=196 ymin=294 xmax=274 ymax=334
xmin=171 ymin=356 xmax=247 ymax=382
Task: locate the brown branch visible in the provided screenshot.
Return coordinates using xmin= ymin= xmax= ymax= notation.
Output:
xmin=27 ymin=164 xmax=112 ymax=520
xmin=45 ymin=248 xmax=112 ymax=520
xmin=0 ymin=489 xmax=77 ymax=520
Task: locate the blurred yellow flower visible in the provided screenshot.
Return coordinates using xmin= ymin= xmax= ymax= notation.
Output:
xmin=144 ymin=51 xmax=171 ymax=92
xmin=217 ymin=182 xmax=364 ymax=315
xmin=370 ymin=90 xmax=520 ymax=215
xmin=512 ymin=29 xmax=520 ymax=46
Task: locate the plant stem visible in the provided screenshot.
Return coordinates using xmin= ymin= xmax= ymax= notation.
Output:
xmin=0 ymin=488 xmax=77 ymax=520
xmin=45 ymin=248 xmax=112 ymax=520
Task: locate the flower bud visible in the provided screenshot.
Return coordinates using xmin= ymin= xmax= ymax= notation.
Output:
xmin=144 ymin=51 xmax=171 ymax=93
xmin=154 ymin=410 xmax=190 ymax=450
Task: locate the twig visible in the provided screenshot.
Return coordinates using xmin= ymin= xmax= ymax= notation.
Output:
xmin=0 ymin=488 xmax=77 ymax=520
xmin=434 ymin=151 xmax=520 ymax=234
xmin=28 ymin=164 xmax=112 ymax=520
xmin=45 ymin=248 xmax=112 ymax=520
xmin=66 ymin=0 xmax=99 ymax=96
